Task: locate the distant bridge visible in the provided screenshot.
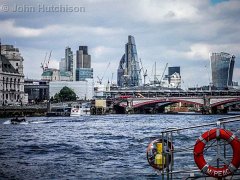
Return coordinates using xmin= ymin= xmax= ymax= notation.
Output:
xmin=109 ymin=89 xmax=240 ymax=98
xmin=114 ymin=96 xmax=240 ymax=114
xmin=117 ymin=96 xmax=240 ymax=108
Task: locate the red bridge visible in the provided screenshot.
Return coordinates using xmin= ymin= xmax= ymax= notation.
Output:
xmin=115 ymin=96 xmax=240 ymax=114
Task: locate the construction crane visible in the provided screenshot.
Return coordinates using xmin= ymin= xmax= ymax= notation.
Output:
xmin=45 ymin=50 xmax=52 ymax=69
xmin=97 ymin=62 xmax=110 ymax=84
xmin=150 ymin=61 xmax=161 ymax=85
xmin=40 ymin=52 xmax=48 ymax=71
xmin=139 ymin=58 xmax=148 ymax=86
xmin=40 ymin=51 xmax=52 ymax=71
xmin=159 ymin=63 xmax=168 ymax=85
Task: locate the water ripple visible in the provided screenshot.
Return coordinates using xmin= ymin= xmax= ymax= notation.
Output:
xmin=0 ymin=114 xmax=239 ymax=179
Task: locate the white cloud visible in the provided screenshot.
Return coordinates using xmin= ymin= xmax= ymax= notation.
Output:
xmin=130 ymin=0 xmax=204 ymax=24
xmin=0 ymin=19 xmax=59 ymax=38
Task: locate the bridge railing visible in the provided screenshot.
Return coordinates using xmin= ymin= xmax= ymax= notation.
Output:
xmin=110 ymin=90 xmax=240 ymax=98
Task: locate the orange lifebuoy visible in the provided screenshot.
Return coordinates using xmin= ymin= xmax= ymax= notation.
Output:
xmin=194 ymin=128 xmax=240 ymax=178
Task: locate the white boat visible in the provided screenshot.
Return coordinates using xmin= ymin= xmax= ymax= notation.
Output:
xmin=70 ymin=103 xmax=91 ymax=117
xmin=70 ymin=104 xmax=81 ymax=117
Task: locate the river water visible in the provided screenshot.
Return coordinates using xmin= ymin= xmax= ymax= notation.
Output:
xmin=0 ymin=114 xmax=239 ymax=179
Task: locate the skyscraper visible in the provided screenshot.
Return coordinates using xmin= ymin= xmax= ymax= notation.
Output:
xmin=210 ymin=52 xmax=235 ymax=90
xmin=65 ymin=47 xmax=73 ymax=72
xmin=76 ymin=46 xmax=91 ymax=68
xmin=117 ymin=54 xmax=125 ymax=86
xmin=73 ymin=46 xmax=93 ymax=81
xmin=117 ymin=35 xmax=142 ymax=87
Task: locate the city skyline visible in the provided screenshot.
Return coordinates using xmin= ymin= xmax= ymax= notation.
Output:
xmin=1 ymin=0 xmax=240 ymax=88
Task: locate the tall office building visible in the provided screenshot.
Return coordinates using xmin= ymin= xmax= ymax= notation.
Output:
xmin=76 ymin=46 xmax=91 ymax=68
xmin=117 ymin=54 xmax=125 ymax=86
xmin=117 ymin=35 xmax=142 ymax=87
xmin=65 ymin=47 xmax=73 ymax=72
xmin=210 ymin=52 xmax=235 ymax=90
xmin=73 ymin=46 xmax=93 ymax=81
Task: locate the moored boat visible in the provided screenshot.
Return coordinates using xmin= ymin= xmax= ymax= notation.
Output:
xmin=70 ymin=104 xmax=81 ymax=117
xmin=46 ymin=106 xmax=71 ymax=117
xmin=70 ymin=102 xmax=91 ymax=117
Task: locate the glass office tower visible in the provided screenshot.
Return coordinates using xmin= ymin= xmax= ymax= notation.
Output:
xmin=117 ymin=54 xmax=125 ymax=86
xmin=75 ymin=68 xmax=93 ymax=81
xmin=210 ymin=52 xmax=235 ymax=90
xmin=65 ymin=47 xmax=73 ymax=72
xmin=76 ymin=46 xmax=91 ymax=68
xmin=117 ymin=35 xmax=142 ymax=87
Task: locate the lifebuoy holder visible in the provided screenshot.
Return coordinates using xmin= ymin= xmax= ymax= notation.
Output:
xmin=146 ymin=138 xmax=174 ymax=170
xmin=194 ymin=128 xmax=240 ymax=178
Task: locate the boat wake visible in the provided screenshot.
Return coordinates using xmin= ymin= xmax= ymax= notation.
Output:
xmin=30 ymin=120 xmax=54 ymax=124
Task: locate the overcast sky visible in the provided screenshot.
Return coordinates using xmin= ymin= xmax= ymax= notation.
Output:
xmin=1 ymin=0 xmax=239 ymax=89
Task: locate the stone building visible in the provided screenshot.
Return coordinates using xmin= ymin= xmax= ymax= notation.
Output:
xmin=0 ymin=45 xmax=25 ymax=105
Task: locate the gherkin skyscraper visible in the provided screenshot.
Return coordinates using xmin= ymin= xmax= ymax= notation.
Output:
xmin=117 ymin=35 xmax=142 ymax=87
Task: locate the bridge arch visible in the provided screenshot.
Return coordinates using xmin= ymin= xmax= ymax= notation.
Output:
xmin=211 ymin=98 xmax=240 ymax=108
xmin=133 ymin=99 xmax=202 ymax=108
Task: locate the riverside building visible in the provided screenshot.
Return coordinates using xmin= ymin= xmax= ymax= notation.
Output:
xmin=0 ymin=44 xmax=25 ymax=105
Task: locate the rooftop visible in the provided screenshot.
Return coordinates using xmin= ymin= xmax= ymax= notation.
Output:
xmin=0 ymin=55 xmax=19 ymax=74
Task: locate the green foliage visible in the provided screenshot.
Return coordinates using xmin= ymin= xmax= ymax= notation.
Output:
xmin=53 ymin=86 xmax=77 ymax=102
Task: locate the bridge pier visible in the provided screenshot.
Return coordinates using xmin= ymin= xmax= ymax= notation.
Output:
xmin=125 ymin=99 xmax=134 ymax=114
xmin=211 ymin=106 xmax=228 ymax=114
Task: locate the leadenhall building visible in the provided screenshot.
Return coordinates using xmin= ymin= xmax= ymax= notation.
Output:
xmin=0 ymin=44 xmax=25 ymax=106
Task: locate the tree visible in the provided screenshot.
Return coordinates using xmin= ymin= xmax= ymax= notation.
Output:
xmin=54 ymin=86 xmax=77 ymax=102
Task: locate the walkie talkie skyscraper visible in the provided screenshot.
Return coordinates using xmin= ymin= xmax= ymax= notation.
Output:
xmin=210 ymin=52 xmax=235 ymax=90
xmin=117 ymin=35 xmax=142 ymax=87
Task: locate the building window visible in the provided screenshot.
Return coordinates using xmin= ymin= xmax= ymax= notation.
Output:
xmin=16 ymin=63 xmax=18 ymax=66
xmin=3 ymin=77 xmax=4 ymax=90
xmin=6 ymin=94 xmax=8 ymax=99
xmin=10 ymin=78 xmax=13 ymax=88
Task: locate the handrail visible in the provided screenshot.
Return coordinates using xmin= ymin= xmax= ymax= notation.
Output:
xmin=162 ymin=115 xmax=240 ymax=133
xmin=155 ymin=115 xmax=240 ymax=179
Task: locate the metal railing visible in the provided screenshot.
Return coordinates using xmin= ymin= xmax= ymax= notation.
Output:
xmin=158 ymin=115 xmax=240 ymax=179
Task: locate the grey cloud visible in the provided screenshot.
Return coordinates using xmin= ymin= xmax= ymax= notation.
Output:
xmin=0 ymin=0 xmax=239 ymax=86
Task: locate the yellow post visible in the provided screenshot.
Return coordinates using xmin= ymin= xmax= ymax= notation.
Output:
xmin=154 ymin=143 xmax=165 ymax=168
